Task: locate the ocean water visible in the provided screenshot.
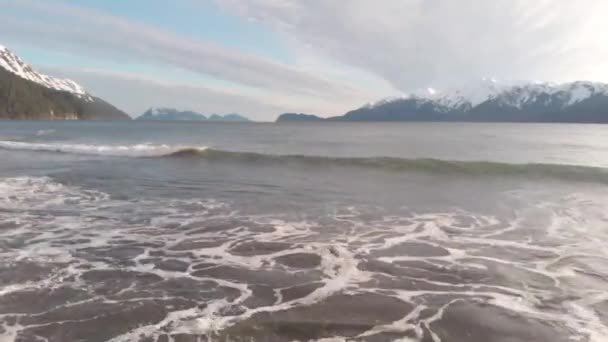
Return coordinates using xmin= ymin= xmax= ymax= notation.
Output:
xmin=0 ymin=121 xmax=607 ymax=342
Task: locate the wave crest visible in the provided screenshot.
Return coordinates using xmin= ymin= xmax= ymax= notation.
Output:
xmin=0 ymin=140 xmax=208 ymax=157
xmin=2 ymin=140 xmax=607 ymax=183
xmin=166 ymin=148 xmax=608 ymax=183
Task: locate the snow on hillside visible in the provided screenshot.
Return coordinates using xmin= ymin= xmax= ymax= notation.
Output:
xmin=365 ymin=79 xmax=608 ymax=111
xmin=0 ymin=44 xmax=92 ymax=101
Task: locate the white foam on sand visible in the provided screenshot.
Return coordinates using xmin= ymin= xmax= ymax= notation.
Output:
xmin=1 ymin=177 xmax=608 ymax=341
xmin=0 ymin=176 xmax=108 ymax=209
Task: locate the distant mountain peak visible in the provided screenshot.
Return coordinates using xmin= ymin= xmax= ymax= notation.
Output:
xmin=0 ymin=43 xmax=129 ymax=120
xmin=208 ymin=113 xmax=250 ymax=122
xmin=137 ymin=108 xmax=250 ymax=122
xmin=0 ymin=44 xmax=92 ymax=101
xmin=138 ymin=108 xmax=206 ymax=121
xmin=364 ymin=79 xmax=608 ymax=113
xmin=144 ymin=107 xmax=185 ymax=116
xmin=276 ymin=113 xmax=325 ymax=122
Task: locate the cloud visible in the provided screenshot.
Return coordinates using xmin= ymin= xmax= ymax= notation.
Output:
xmin=0 ymin=0 xmax=369 ymax=102
xmin=45 ymin=67 xmax=357 ymax=120
xmin=217 ymin=0 xmax=608 ymax=92
xmin=3 ymin=0 xmax=608 ymax=118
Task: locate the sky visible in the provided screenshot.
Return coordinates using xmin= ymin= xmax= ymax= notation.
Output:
xmin=0 ymin=0 xmax=607 ymax=120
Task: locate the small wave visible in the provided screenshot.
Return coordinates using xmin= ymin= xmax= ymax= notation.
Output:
xmin=35 ymin=129 xmax=56 ymax=136
xmin=0 ymin=140 xmax=207 ymax=157
xmin=165 ymin=148 xmax=608 ymax=183
xmin=2 ymin=140 xmax=607 ymax=183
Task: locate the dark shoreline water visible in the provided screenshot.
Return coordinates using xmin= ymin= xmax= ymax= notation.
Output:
xmin=0 ymin=122 xmax=607 ymax=341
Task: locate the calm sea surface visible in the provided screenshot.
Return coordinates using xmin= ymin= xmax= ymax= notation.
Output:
xmin=0 ymin=121 xmax=607 ymax=341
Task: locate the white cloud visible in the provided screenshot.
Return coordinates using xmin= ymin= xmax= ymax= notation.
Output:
xmin=217 ymin=0 xmax=608 ymax=92
xmin=45 ymin=67 xmax=359 ymax=120
xmin=0 ymin=0 xmax=378 ymax=118
xmin=3 ymin=0 xmax=608 ymax=119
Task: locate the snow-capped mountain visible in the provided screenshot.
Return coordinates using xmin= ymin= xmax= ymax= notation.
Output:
xmin=0 ymin=44 xmax=92 ymax=101
xmin=366 ymin=79 xmax=608 ymax=112
xmin=0 ymin=44 xmax=129 ymax=120
xmin=336 ymin=79 xmax=608 ymax=122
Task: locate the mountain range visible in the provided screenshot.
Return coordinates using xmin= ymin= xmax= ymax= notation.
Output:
xmin=136 ymin=108 xmax=250 ymax=122
xmin=3 ymin=42 xmax=608 ymax=124
xmin=0 ymin=44 xmax=252 ymax=122
xmin=277 ymin=79 xmax=608 ymax=123
xmin=0 ymin=44 xmax=129 ymax=120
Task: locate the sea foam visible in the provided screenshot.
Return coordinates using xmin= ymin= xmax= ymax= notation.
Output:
xmin=0 ymin=140 xmax=207 ymax=157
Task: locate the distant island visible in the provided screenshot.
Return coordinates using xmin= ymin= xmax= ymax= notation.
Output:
xmin=275 ymin=113 xmax=325 ymax=122
xmin=137 ymin=108 xmax=251 ymax=122
xmin=0 ymin=44 xmax=129 ymax=120
xmin=276 ymin=80 xmax=608 ymax=123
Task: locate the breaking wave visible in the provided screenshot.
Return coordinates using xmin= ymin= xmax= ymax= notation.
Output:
xmin=0 ymin=140 xmax=207 ymax=157
xmin=1 ymin=140 xmax=608 ymax=183
xmin=166 ymin=148 xmax=608 ymax=183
